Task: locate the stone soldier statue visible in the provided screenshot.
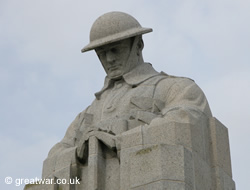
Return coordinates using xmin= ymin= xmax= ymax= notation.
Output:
xmin=25 ymin=11 xmax=235 ymax=190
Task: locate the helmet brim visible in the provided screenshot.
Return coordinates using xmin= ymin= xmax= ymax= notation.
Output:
xmin=81 ymin=27 xmax=152 ymax=53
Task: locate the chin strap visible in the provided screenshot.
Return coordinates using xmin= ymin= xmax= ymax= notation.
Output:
xmin=125 ymin=36 xmax=142 ymax=72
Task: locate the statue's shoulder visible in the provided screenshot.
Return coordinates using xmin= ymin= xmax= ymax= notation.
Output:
xmin=160 ymin=71 xmax=194 ymax=81
xmin=154 ymin=71 xmax=195 ymax=88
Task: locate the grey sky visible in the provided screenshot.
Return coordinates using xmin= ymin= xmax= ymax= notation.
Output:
xmin=1 ymin=0 xmax=249 ymax=189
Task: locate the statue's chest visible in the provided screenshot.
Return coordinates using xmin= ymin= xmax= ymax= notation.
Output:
xmin=91 ymin=82 xmax=155 ymax=119
xmin=86 ymin=76 xmax=167 ymax=134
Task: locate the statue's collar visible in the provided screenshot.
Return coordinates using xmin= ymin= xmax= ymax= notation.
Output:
xmin=95 ymin=63 xmax=159 ymax=100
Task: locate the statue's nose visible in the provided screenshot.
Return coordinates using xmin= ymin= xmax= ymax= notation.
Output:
xmin=106 ymin=51 xmax=116 ymax=63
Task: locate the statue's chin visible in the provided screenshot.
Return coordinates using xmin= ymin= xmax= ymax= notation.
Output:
xmin=108 ymin=72 xmax=123 ymax=80
xmin=110 ymin=76 xmax=123 ymax=81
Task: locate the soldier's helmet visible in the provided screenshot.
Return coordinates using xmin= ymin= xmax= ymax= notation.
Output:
xmin=81 ymin=11 xmax=152 ymax=53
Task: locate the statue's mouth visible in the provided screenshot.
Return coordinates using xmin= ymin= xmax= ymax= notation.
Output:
xmin=108 ymin=65 xmax=120 ymax=71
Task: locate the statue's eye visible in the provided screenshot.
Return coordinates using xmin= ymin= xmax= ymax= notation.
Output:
xmin=111 ymin=48 xmax=118 ymax=54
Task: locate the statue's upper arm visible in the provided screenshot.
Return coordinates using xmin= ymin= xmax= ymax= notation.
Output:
xmin=154 ymin=77 xmax=211 ymax=117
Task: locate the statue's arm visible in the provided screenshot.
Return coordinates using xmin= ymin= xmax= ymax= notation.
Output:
xmin=117 ymin=78 xmax=213 ymax=153
xmin=42 ymin=110 xmax=87 ymax=178
xmin=152 ymin=77 xmax=212 ymax=124
xmin=47 ymin=111 xmax=86 ymax=158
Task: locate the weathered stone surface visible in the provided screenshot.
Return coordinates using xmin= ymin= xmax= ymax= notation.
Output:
xmin=24 ymin=11 xmax=235 ymax=190
xmin=144 ymin=115 xmax=211 ymax=164
xmin=88 ymin=136 xmax=105 ymax=190
xmin=192 ymin=151 xmax=212 ymax=190
xmin=129 ymin=144 xmax=194 ymax=189
xmin=119 ymin=144 xmax=144 ymax=190
xmin=42 ymin=156 xmax=56 ymax=179
xmin=24 ymin=177 xmax=58 ymax=190
xmin=120 ymin=125 xmax=143 ymax=149
xmin=210 ymin=117 xmax=233 ymax=177
xmin=132 ymin=180 xmax=192 ymax=190
xmin=212 ymin=167 xmax=236 ymax=190
xmin=24 ymin=184 xmax=56 ymax=190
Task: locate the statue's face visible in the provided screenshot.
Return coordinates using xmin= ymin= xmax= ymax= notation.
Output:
xmin=95 ymin=38 xmax=135 ymax=79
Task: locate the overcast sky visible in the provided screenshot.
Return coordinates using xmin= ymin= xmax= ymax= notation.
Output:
xmin=1 ymin=0 xmax=249 ymax=189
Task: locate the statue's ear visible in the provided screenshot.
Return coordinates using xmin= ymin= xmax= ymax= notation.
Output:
xmin=138 ymin=37 xmax=144 ymax=51
xmin=136 ymin=37 xmax=144 ymax=56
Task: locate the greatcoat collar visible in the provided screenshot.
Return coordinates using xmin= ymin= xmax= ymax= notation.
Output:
xmin=95 ymin=63 xmax=160 ymax=99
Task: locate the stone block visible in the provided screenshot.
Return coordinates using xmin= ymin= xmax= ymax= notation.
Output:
xmin=120 ymin=145 xmax=144 ymax=190
xmin=104 ymin=156 xmax=120 ymax=190
xmin=209 ymin=117 xmax=232 ymax=177
xmin=200 ymin=116 xmax=212 ymax=165
xmin=54 ymin=147 xmax=77 ymax=172
xmin=174 ymin=116 xmax=211 ymax=165
xmin=52 ymin=167 xmax=75 ymax=190
xmin=189 ymin=117 xmax=210 ymax=162
xmin=24 ymin=177 xmax=58 ymax=190
xmin=89 ymin=135 xmax=103 ymax=156
xmin=88 ymin=154 xmax=105 ymax=189
xmin=129 ymin=144 xmax=194 ymax=189
xmin=24 ymin=183 xmax=56 ymax=190
xmin=144 ymin=119 xmax=210 ymax=164
xmin=192 ymin=151 xmax=212 ymax=190
xmin=212 ymin=167 xmax=236 ymax=190
xmin=76 ymin=165 xmax=88 ymax=190
xmin=87 ymin=136 xmax=105 ymax=190
xmin=121 ymin=126 xmax=143 ymax=149
xmin=131 ymin=180 xmax=192 ymax=190
xmin=143 ymin=120 xmax=176 ymax=145
xmin=42 ymin=156 xmax=56 ymax=179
